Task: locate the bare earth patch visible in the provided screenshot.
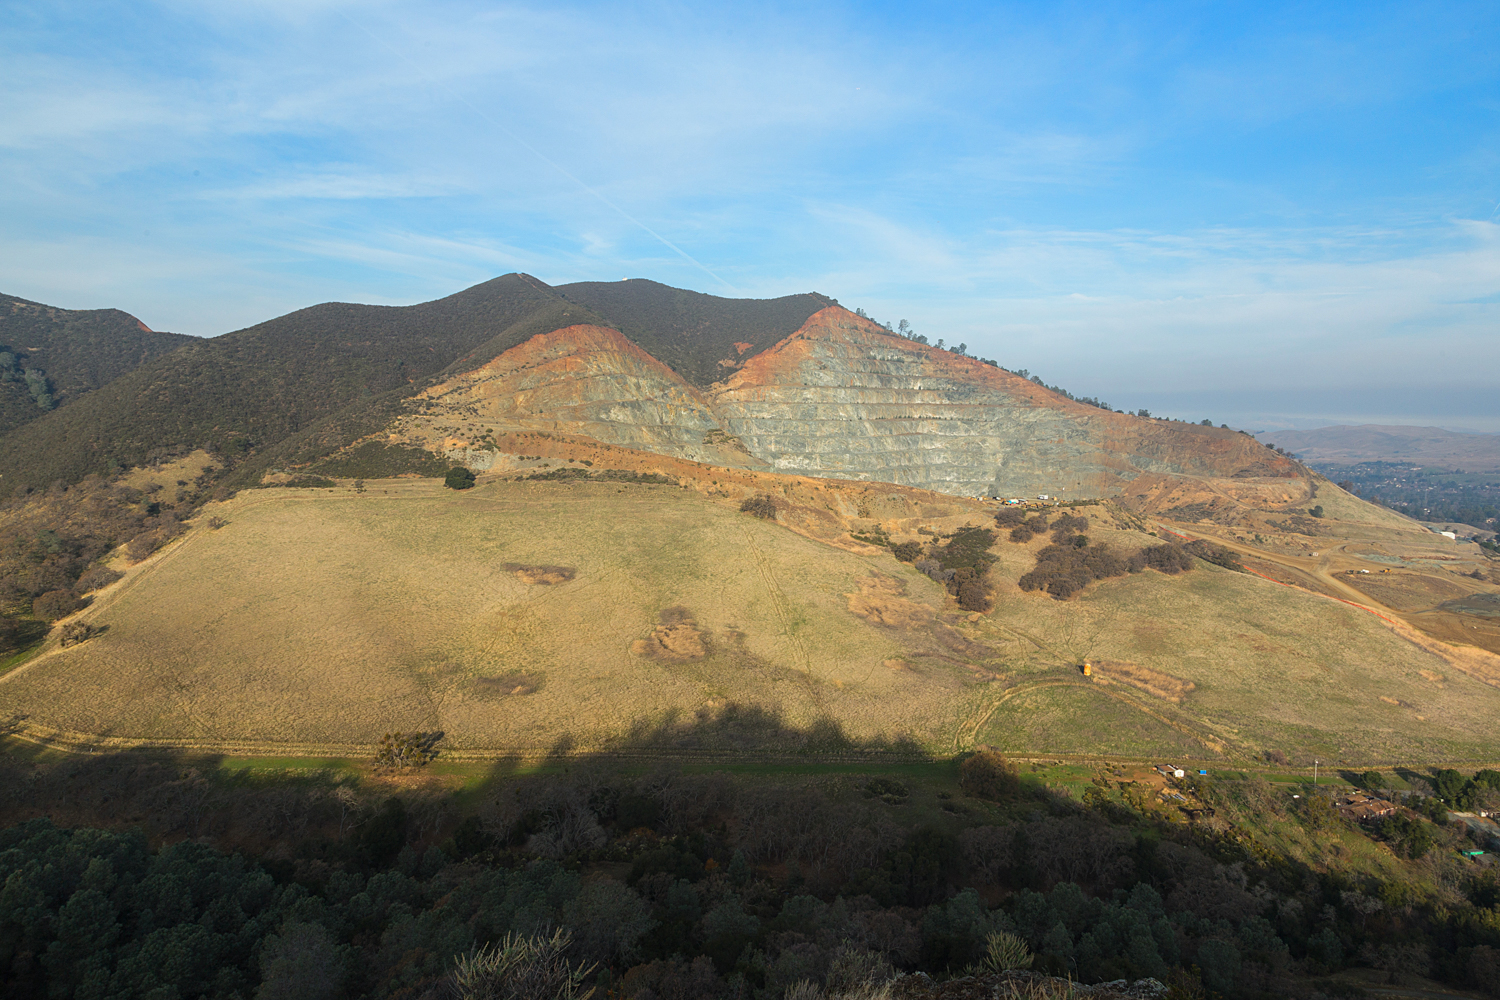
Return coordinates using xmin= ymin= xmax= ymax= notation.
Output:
xmin=846 ymin=573 xmax=936 ymax=628
xmin=504 ymin=563 xmax=576 ymax=585
xmin=631 ymin=607 xmax=708 ymax=661
xmin=1088 ymin=660 xmax=1196 ymax=703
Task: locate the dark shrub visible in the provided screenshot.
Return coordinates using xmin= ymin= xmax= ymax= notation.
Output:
xmin=125 ymin=523 xmax=183 ymax=562
xmin=1131 ymin=543 xmax=1195 ymax=574
xmin=739 ymin=494 xmax=778 ymax=519
xmin=994 ymin=507 xmax=1026 ymax=528
xmin=957 ymin=577 xmax=989 ymax=612
xmin=59 ymin=621 xmax=101 ymax=647
xmin=891 ymin=541 xmax=923 ymax=562
xmin=33 ymin=590 xmax=84 ymax=620
xmin=914 ymin=559 xmax=953 ymax=584
xmin=1050 ymin=514 xmax=1088 ymax=537
xmin=74 ymin=566 xmax=123 ymax=593
xmin=1009 ymin=517 xmax=1049 ymax=543
xmin=1183 ymin=539 xmax=1243 ymax=571
xmin=960 ymin=750 xmax=1020 ymax=801
xmin=444 ymin=466 xmax=477 ymax=490
xmin=1019 ymin=541 xmax=1129 ymax=599
xmin=934 ymin=527 xmax=996 ymax=571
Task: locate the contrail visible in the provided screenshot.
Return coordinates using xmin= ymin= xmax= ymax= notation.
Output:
xmin=339 ymin=12 xmax=739 ymax=293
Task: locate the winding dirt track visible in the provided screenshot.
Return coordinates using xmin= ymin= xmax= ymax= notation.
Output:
xmin=1153 ymin=525 xmax=1404 ymax=619
xmin=1154 ymin=522 xmax=1500 ymax=690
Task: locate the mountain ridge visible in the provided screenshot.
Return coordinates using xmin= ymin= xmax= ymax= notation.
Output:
xmin=0 ymin=276 xmax=829 ymax=494
xmin=1261 ymin=423 xmax=1500 ymax=472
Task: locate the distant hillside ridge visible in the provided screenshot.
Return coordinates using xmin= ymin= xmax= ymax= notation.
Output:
xmin=0 ymin=277 xmax=831 ymax=495
xmin=1261 ymin=424 xmax=1500 ymax=473
xmin=393 ymin=304 xmax=1303 ymax=499
xmin=0 ymin=293 xmax=194 ymax=438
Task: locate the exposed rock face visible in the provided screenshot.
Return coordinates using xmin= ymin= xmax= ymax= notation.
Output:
xmin=395 ymin=309 xmax=1302 ymax=499
xmin=404 ymin=324 xmax=766 ymax=469
xmin=707 ymin=308 xmax=1299 ymax=497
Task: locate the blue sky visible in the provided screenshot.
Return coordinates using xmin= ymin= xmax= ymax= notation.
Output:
xmin=3 ymin=0 xmax=1499 ymax=430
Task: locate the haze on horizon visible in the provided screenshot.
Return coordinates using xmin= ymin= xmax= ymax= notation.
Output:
xmin=3 ymin=1 xmax=1498 ymax=432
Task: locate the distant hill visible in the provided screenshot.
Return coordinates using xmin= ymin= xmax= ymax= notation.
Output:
xmin=0 ymin=294 xmax=194 ymax=438
xmin=1261 ymin=424 xmax=1500 ymax=472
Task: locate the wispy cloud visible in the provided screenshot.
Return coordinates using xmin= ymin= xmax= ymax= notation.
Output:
xmin=1 ymin=0 xmax=1497 ymax=431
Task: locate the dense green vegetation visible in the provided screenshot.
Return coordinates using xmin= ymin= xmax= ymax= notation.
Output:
xmin=444 ymin=467 xmax=478 ymax=490
xmin=1 ymin=743 xmax=1498 ymax=999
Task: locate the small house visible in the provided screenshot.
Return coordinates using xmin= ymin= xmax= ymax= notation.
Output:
xmin=1334 ymin=792 xmax=1398 ymax=823
xmin=1155 ymin=764 xmax=1186 ymax=779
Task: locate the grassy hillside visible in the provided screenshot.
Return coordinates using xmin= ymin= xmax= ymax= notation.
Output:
xmin=6 ymin=478 xmax=1496 ymax=763
xmin=0 ymin=293 xmax=194 ymax=437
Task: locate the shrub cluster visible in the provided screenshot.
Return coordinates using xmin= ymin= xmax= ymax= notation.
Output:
xmin=75 ymin=566 xmax=123 ymax=592
xmin=958 ymin=751 xmax=1021 ymax=801
xmin=125 ymin=522 xmax=185 ymax=562
xmin=1049 ymin=514 xmax=1089 ymax=537
xmin=375 ymin=730 xmax=444 ymax=769
xmin=740 ymin=495 xmax=778 ymax=519
xmin=1007 ymin=517 xmax=1051 ymax=543
xmin=1132 ymin=543 xmax=1195 ymax=574
xmin=1019 ymin=538 xmax=1130 ymax=599
xmin=932 ymin=527 xmax=996 ymax=571
xmin=993 ymin=507 xmax=1026 ymax=528
xmin=1183 ymin=539 xmax=1244 ymax=571
xmin=445 ymin=466 xmax=477 ymax=490
xmin=890 ymin=541 xmax=922 ymax=563
xmin=58 ymin=620 xmax=101 ymax=647
xmin=910 ymin=528 xmax=997 ymax=611
xmin=31 ymin=590 xmax=83 ymax=621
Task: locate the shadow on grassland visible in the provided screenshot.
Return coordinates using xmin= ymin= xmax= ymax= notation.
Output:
xmin=0 ymin=703 xmax=945 ymax=857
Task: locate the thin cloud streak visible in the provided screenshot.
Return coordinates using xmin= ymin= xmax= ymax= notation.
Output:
xmin=1 ymin=0 xmax=1497 ymax=433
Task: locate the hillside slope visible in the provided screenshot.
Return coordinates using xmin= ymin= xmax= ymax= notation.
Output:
xmin=0 ymin=275 xmax=589 ymax=493
xmin=5 ymin=474 xmax=1495 ymax=762
xmin=0 ymin=294 xmax=194 ymax=437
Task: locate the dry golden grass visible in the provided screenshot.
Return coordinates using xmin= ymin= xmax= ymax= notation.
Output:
xmin=0 ymin=479 xmax=981 ymax=755
xmin=1086 ymin=660 xmax=1195 ymax=703
xmin=1 ymin=478 xmax=1497 ymax=765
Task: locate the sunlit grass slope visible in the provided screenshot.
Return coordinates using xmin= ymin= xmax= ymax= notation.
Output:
xmin=2 ymin=480 xmax=1495 ymax=764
